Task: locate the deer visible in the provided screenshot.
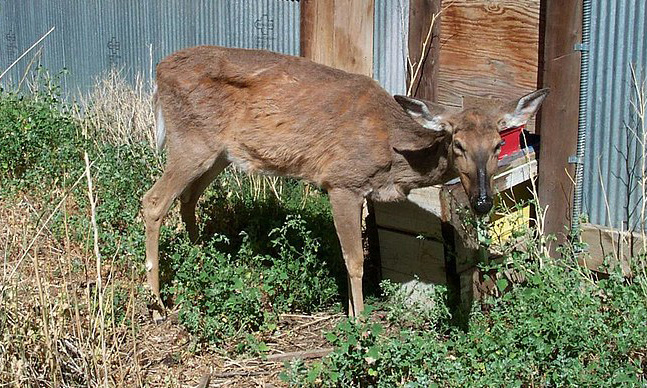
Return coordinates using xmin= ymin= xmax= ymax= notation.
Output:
xmin=142 ymin=45 xmax=549 ymax=322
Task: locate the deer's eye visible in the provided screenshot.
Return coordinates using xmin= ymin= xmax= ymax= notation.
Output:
xmin=454 ymin=140 xmax=466 ymax=153
xmin=495 ymin=140 xmax=505 ymax=153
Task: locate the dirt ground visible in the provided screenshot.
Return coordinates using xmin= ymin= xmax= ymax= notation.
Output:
xmin=134 ymin=310 xmax=342 ymax=387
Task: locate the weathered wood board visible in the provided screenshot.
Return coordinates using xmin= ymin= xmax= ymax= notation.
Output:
xmin=581 ymin=223 xmax=640 ymax=277
xmin=437 ymin=0 xmax=540 ymax=127
xmin=378 ymin=229 xmax=446 ymax=285
xmin=408 ymin=0 xmax=442 ymax=100
xmin=300 ymin=0 xmax=374 ymax=76
xmin=374 ymin=199 xmax=444 ymax=241
xmin=537 ymin=0 xmax=582 ymax=248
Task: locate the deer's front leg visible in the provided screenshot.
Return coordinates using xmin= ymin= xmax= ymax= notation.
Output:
xmin=329 ymin=188 xmax=365 ymax=317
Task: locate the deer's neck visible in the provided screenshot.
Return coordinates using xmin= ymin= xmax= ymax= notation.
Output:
xmin=387 ymin=133 xmax=454 ymax=198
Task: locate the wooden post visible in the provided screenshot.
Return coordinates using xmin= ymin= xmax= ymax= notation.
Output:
xmin=407 ymin=0 xmax=441 ymax=100
xmin=537 ymin=0 xmax=582 ymax=247
xmin=300 ymin=0 xmax=374 ymax=76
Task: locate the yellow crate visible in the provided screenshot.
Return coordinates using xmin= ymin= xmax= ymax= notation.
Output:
xmin=490 ymin=181 xmax=533 ymax=244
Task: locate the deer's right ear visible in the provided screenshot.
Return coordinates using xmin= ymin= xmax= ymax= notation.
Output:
xmin=394 ymin=95 xmax=453 ymax=133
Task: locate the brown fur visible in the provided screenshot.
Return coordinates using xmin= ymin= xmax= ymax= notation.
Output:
xmin=142 ymin=45 xmax=548 ymax=320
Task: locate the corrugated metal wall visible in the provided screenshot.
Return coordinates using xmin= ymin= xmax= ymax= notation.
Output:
xmin=373 ymin=0 xmax=409 ymax=95
xmin=582 ymin=0 xmax=647 ymax=230
xmin=0 ymin=0 xmax=300 ymax=96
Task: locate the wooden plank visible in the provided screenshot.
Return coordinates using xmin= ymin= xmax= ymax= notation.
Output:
xmin=300 ymin=0 xmax=335 ymax=66
xmin=374 ymin=200 xmax=443 ymax=241
xmin=494 ymin=159 xmax=537 ymax=191
xmin=378 ymin=229 xmax=446 ymax=285
xmin=333 ymin=0 xmax=374 ymax=75
xmin=300 ymin=0 xmax=374 ymax=76
xmin=406 ymin=186 xmax=444 ymax=219
xmin=537 ymin=0 xmax=581 ymax=247
xmin=437 ymin=0 xmax=540 ymax=108
xmin=581 ymin=223 xmax=638 ymax=277
xmin=407 ymin=0 xmax=441 ymax=100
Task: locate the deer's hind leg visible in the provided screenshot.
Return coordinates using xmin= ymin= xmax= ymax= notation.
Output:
xmin=179 ymin=153 xmax=230 ymax=242
xmin=142 ymin=145 xmax=223 ymax=322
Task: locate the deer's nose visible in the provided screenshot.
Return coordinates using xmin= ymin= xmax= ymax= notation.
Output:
xmin=473 ymin=196 xmax=493 ymax=215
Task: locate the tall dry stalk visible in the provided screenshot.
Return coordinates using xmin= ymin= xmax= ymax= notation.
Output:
xmin=629 ymin=65 xmax=647 ymax=290
xmin=629 ymin=65 xmax=647 ymax=252
xmin=405 ymin=4 xmax=450 ymax=97
xmin=0 ymin=26 xmax=55 ymax=82
xmin=84 ymin=151 xmax=108 ymax=387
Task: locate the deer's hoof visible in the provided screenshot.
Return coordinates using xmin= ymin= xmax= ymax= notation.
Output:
xmin=152 ymin=309 xmax=166 ymax=324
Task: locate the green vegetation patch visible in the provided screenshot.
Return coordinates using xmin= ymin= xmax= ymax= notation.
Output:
xmin=286 ymin=258 xmax=647 ymax=387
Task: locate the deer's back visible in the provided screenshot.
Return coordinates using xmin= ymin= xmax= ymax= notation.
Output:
xmin=156 ymin=46 xmax=403 ymax=190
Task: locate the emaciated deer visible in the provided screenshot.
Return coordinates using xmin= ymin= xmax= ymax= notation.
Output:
xmin=143 ymin=45 xmax=548 ymax=321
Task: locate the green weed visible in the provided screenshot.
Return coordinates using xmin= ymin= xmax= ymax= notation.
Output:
xmin=288 ymin=255 xmax=647 ymax=387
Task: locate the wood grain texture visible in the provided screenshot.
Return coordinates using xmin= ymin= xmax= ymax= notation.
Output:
xmin=581 ymin=223 xmax=635 ymax=277
xmin=300 ymin=0 xmax=374 ymax=76
xmin=437 ymin=0 xmax=540 ymax=108
xmin=374 ymin=200 xmax=443 ymax=241
xmin=378 ymin=229 xmax=446 ymax=285
xmin=408 ymin=0 xmax=441 ymax=100
xmin=300 ymin=0 xmax=335 ymax=66
xmin=537 ymin=0 xmax=581 ymax=247
xmin=334 ymin=0 xmax=374 ymax=75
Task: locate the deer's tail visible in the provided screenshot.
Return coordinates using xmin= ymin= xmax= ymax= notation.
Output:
xmin=153 ymin=84 xmax=166 ymax=153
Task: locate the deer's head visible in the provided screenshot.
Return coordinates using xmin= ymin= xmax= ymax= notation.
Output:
xmin=394 ymin=89 xmax=549 ymax=216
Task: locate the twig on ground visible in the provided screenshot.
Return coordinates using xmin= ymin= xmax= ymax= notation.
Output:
xmin=274 ymin=315 xmax=333 ymax=338
xmin=266 ymin=347 xmax=334 ymax=362
xmin=84 ymin=151 xmax=108 ymax=387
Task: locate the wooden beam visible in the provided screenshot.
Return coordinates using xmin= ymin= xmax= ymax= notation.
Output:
xmin=407 ymin=0 xmax=441 ymax=100
xmin=300 ymin=0 xmax=335 ymax=65
xmin=537 ymin=0 xmax=582 ymax=246
xmin=299 ymin=0 xmax=374 ymax=76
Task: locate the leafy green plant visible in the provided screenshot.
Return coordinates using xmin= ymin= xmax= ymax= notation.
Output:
xmin=166 ymin=216 xmax=340 ymax=346
xmin=291 ymin=255 xmax=647 ymax=387
xmin=0 ymin=84 xmax=85 ymax=188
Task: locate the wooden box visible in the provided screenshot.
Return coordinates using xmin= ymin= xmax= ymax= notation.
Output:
xmin=373 ymin=149 xmax=537 ymax=306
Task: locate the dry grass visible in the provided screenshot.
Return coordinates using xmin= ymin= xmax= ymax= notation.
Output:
xmin=0 ymin=196 xmax=343 ymax=385
xmin=0 ymin=192 xmax=342 ymax=386
xmin=78 ymin=69 xmax=157 ymax=150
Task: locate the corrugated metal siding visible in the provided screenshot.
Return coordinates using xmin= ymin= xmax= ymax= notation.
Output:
xmin=0 ymin=0 xmax=300 ymax=96
xmin=373 ymin=0 xmax=409 ymax=95
xmin=582 ymin=0 xmax=647 ymax=230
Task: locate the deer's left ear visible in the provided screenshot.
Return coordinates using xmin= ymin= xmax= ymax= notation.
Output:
xmin=498 ymin=88 xmax=550 ymax=130
xmin=394 ymin=95 xmax=453 ymax=133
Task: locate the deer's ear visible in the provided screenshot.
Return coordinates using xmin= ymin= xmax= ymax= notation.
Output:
xmin=392 ymin=96 xmax=452 ymax=152
xmin=498 ymin=88 xmax=550 ymax=130
xmin=394 ymin=95 xmax=453 ymax=133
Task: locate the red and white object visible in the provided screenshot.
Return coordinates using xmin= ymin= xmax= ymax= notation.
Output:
xmin=498 ymin=124 xmax=525 ymax=160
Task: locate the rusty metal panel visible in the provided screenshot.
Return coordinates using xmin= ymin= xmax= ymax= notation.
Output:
xmin=582 ymin=0 xmax=647 ymax=231
xmin=0 ymin=0 xmax=300 ymax=96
